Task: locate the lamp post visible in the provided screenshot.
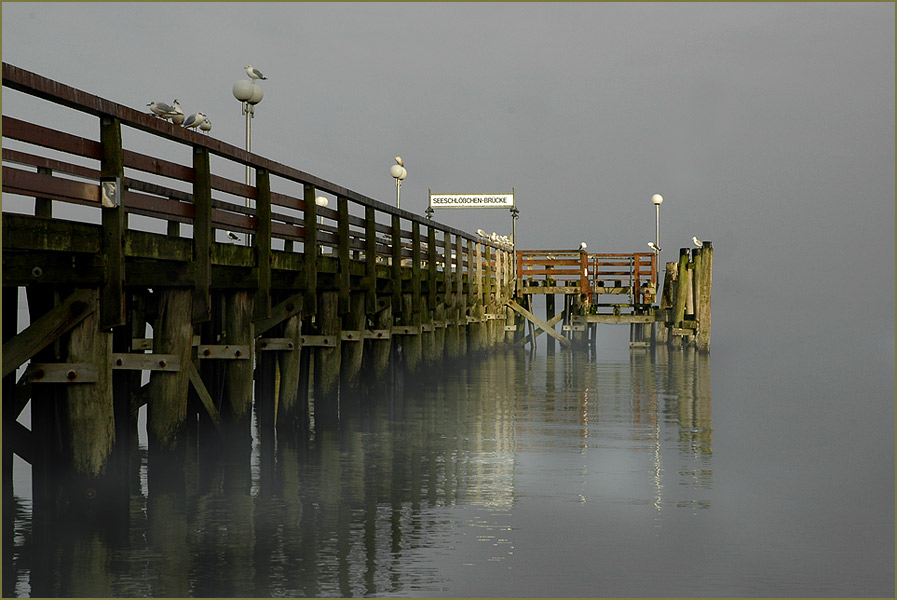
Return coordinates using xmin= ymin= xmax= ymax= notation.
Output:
xmin=651 ymin=193 xmax=663 ymax=286
xmin=233 ymin=78 xmax=264 ymax=245
xmin=390 ymin=157 xmax=406 ymax=209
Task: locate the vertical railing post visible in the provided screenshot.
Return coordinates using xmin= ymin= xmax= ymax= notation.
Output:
xmin=364 ymin=207 xmax=378 ymax=314
xmin=191 ymin=146 xmax=212 ymax=324
xmin=337 ymin=196 xmax=351 ymax=314
xmin=411 ymin=221 xmax=422 ymax=314
xmin=303 ymin=183 xmax=318 ymax=314
xmin=391 ymin=215 xmax=402 ymax=317
xmin=254 ymin=168 xmax=272 ymax=321
xmin=99 ymin=116 xmax=125 ymax=329
xmin=427 ymin=225 xmax=437 ymax=311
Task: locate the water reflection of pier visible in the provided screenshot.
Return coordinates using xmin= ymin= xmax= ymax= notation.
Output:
xmin=5 ymin=347 xmax=711 ymax=597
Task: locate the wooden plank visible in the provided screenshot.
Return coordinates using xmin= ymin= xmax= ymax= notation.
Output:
xmin=111 ymin=353 xmax=180 ymax=371
xmin=391 ymin=325 xmax=421 ymax=336
xmin=257 ymin=338 xmax=296 ymax=351
xmin=506 ymin=300 xmax=571 ymax=347
xmin=2 ymin=166 xmax=100 ymax=205
xmin=339 ymin=330 xmax=364 ymax=342
xmin=514 ymin=311 xmax=565 ymax=347
xmin=187 ymin=362 xmax=222 ymax=428
xmin=363 ymin=329 xmax=391 ymax=340
xmin=2 ymin=116 xmax=103 ymax=159
xmin=192 ymin=146 xmax=212 ymax=323
xmin=2 ymin=288 xmax=95 ymax=377
xmin=298 ymin=335 xmax=337 ymax=347
xmin=25 ymin=362 xmax=98 ymax=383
xmin=196 ymin=344 xmax=251 ymax=359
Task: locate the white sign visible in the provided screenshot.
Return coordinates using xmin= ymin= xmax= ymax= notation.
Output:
xmin=429 ymin=193 xmax=514 ymax=209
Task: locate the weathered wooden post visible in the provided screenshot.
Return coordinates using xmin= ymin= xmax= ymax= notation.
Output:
xmin=670 ymin=248 xmax=690 ymax=348
xmin=656 ymin=261 xmax=677 ymax=345
xmin=146 ymin=288 xmax=193 ymax=456
xmin=314 ymin=290 xmax=341 ymax=428
xmin=695 ymin=242 xmax=713 ymax=352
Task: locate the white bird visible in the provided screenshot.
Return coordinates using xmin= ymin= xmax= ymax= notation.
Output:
xmin=490 ymin=232 xmax=500 ymax=243
xmin=579 ymin=241 xmax=587 ymax=250
xmin=648 ymin=241 xmax=662 ymax=252
xmin=476 ymin=229 xmax=488 ymax=238
xmin=182 ymin=112 xmax=207 ymax=130
xmin=200 ymin=118 xmax=212 ymax=134
xmin=171 ymin=99 xmax=186 ymax=124
xmin=226 ymin=231 xmax=241 ymax=242
xmin=395 ymin=156 xmax=404 ymax=167
xmin=147 ymin=101 xmax=178 ymax=120
xmin=692 ymin=236 xmax=703 ymax=248
xmin=245 ymin=65 xmax=267 ymax=80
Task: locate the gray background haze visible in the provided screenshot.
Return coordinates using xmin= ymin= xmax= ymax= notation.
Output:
xmin=2 ymin=3 xmax=894 ymax=595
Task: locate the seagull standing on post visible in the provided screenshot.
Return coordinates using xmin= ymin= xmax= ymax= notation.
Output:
xmin=245 ymin=65 xmax=268 ymax=80
xmin=692 ymin=236 xmax=703 ymax=248
xmin=579 ymin=241 xmax=588 ymax=251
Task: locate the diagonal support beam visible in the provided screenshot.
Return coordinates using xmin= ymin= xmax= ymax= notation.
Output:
xmin=3 ymin=288 xmax=95 ymax=378
xmin=506 ymin=300 xmax=571 ymax=347
xmin=187 ymin=362 xmax=222 ymax=429
xmin=515 ymin=310 xmax=566 ymax=347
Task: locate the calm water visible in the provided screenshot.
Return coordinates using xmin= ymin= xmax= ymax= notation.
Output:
xmin=6 ymin=330 xmax=894 ymax=597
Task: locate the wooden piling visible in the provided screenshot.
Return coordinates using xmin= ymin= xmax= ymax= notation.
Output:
xmin=340 ymin=292 xmax=366 ymax=393
xmin=221 ymin=290 xmax=254 ymax=438
xmin=313 ymin=291 xmax=341 ymax=428
xmin=146 ymin=288 xmax=193 ymax=454
xmin=695 ymin=243 xmax=713 ymax=352
xmin=276 ymin=311 xmax=304 ymax=434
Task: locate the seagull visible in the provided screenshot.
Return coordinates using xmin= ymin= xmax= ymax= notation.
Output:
xmin=171 ymin=99 xmax=186 ymax=124
xmin=182 ymin=112 xmax=207 ymax=130
xmin=490 ymin=232 xmax=500 ymax=243
xmin=200 ymin=118 xmax=212 ymax=134
xmin=245 ymin=65 xmax=267 ymax=80
xmin=147 ymin=101 xmax=178 ymax=120
xmin=648 ymin=241 xmax=662 ymax=252
xmin=395 ymin=156 xmax=404 ymax=167
xmin=226 ymin=231 xmax=241 ymax=242
xmin=476 ymin=229 xmax=488 ymax=238
xmin=692 ymin=236 xmax=703 ymax=248
xmin=579 ymin=241 xmax=587 ymax=250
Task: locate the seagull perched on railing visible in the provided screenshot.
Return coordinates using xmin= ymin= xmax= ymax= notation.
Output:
xmin=692 ymin=236 xmax=703 ymax=248
xmin=476 ymin=229 xmax=488 ymax=239
xmin=171 ymin=99 xmax=186 ymax=124
xmin=245 ymin=65 xmax=268 ymax=80
xmin=182 ymin=112 xmax=207 ymax=130
xmin=579 ymin=241 xmax=587 ymax=250
xmin=648 ymin=241 xmax=662 ymax=252
xmin=147 ymin=101 xmax=179 ymax=120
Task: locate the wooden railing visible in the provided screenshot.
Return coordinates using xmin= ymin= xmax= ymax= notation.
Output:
xmin=1 ymin=63 xmax=513 ymax=325
xmin=516 ymin=250 xmax=657 ymax=306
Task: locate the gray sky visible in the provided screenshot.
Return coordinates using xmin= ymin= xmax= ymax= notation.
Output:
xmin=2 ymin=2 xmax=894 ymax=357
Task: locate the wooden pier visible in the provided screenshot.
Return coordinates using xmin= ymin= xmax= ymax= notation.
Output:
xmin=1 ymin=63 xmax=712 ymax=518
